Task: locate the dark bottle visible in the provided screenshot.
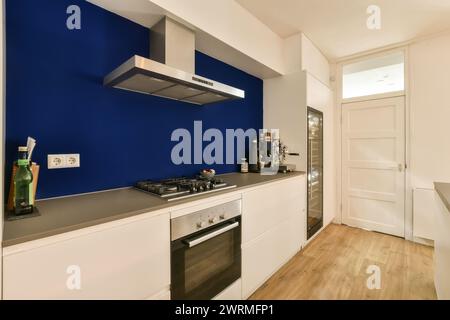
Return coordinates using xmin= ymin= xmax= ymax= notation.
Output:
xmin=13 ymin=146 xmax=34 ymax=215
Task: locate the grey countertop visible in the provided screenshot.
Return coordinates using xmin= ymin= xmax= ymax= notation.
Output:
xmin=3 ymin=171 xmax=305 ymax=247
xmin=435 ymin=182 xmax=450 ymax=212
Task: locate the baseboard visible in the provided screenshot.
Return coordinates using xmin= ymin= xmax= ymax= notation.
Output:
xmin=413 ymin=236 xmax=434 ymax=247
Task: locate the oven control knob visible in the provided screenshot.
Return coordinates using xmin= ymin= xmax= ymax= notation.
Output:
xmin=219 ymin=214 xmax=226 ymax=220
xmin=209 ymin=216 xmax=219 ymax=224
xmin=197 ymin=221 xmax=207 ymax=229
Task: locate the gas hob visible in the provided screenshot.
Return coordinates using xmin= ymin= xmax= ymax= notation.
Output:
xmin=135 ymin=177 xmax=236 ymax=201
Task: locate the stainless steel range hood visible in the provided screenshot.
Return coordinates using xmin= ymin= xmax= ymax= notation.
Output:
xmin=104 ymin=17 xmax=245 ymax=105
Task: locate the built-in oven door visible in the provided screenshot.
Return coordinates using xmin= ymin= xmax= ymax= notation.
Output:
xmin=171 ymin=216 xmax=241 ymax=300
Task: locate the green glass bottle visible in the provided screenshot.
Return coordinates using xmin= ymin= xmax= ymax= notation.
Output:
xmin=13 ymin=146 xmax=34 ymax=215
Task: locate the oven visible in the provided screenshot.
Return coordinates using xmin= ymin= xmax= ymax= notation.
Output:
xmin=171 ymin=200 xmax=241 ymax=300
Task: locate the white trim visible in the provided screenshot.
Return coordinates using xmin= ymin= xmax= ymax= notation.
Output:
xmin=334 ymin=62 xmax=343 ymax=224
xmin=341 ymin=91 xmax=405 ymax=104
xmin=404 ymin=47 xmax=413 ymax=241
xmin=413 ymin=237 xmax=434 ymax=247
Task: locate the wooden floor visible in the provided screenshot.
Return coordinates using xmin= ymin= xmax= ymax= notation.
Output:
xmin=250 ymin=224 xmax=437 ymax=300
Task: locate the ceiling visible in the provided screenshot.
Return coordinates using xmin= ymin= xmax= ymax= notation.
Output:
xmin=236 ymin=0 xmax=450 ymax=60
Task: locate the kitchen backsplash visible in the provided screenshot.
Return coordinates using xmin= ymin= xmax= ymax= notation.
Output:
xmin=5 ymin=0 xmax=263 ymax=199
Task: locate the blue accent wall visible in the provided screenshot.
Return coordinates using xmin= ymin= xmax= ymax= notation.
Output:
xmin=5 ymin=0 xmax=263 ymax=199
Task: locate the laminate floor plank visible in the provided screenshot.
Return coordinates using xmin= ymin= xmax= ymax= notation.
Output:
xmin=250 ymin=224 xmax=436 ymax=300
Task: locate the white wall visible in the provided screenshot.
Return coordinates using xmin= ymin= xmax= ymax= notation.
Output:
xmin=410 ymin=33 xmax=450 ymax=189
xmin=282 ymin=33 xmax=302 ymax=74
xmin=306 ymin=74 xmax=336 ymax=226
xmin=408 ymin=32 xmax=450 ymax=241
xmin=301 ymin=34 xmax=331 ymax=87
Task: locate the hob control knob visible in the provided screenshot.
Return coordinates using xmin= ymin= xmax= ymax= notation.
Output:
xmin=197 ymin=221 xmax=207 ymax=228
xmin=219 ymin=214 xmax=226 ymax=220
xmin=209 ymin=216 xmax=219 ymax=224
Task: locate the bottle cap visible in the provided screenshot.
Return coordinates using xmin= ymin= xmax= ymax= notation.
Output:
xmin=18 ymin=146 xmax=28 ymax=152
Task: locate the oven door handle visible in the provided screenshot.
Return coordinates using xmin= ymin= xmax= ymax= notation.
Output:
xmin=184 ymin=222 xmax=240 ymax=248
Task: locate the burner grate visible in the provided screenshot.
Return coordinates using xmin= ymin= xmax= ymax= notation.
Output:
xmin=135 ymin=176 xmax=235 ymax=200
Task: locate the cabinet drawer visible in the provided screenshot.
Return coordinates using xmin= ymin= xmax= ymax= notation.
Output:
xmin=3 ymin=213 xmax=170 ymax=300
xmin=242 ymin=214 xmax=301 ymax=299
xmin=242 ymin=176 xmax=305 ymax=243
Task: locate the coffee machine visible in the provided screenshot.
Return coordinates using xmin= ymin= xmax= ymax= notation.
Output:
xmin=248 ymin=131 xmax=299 ymax=173
xmin=278 ymin=141 xmax=299 ymax=173
xmin=249 ymin=130 xmax=278 ymax=173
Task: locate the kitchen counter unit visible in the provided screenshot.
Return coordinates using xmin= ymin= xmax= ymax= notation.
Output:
xmin=434 ymin=181 xmax=450 ymax=299
xmin=435 ymin=182 xmax=450 ymax=212
xmin=3 ymin=171 xmax=305 ymax=247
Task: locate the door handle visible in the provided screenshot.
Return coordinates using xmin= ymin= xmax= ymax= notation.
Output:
xmin=398 ymin=163 xmax=404 ymax=172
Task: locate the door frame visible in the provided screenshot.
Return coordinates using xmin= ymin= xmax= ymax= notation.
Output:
xmin=335 ymin=46 xmax=412 ymax=240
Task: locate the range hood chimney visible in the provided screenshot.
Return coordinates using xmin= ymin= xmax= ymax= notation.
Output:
xmin=104 ymin=17 xmax=245 ymax=105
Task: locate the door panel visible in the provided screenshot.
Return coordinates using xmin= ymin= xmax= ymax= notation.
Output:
xmin=342 ymin=96 xmax=405 ymax=237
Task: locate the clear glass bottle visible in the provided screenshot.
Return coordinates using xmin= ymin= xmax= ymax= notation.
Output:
xmin=13 ymin=146 xmax=34 ymax=215
xmin=241 ymin=158 xmax=249 ymax=173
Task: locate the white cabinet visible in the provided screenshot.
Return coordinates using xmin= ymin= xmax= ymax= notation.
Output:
xmin=242 ymin=216 xmax=303 ymax=298
xmin=242 ymin=177 xmax=304 ymax=243
xmin=146 ymin=288 xmax=171 ymax=300
xmin=434 ymin=192 xmax=450 ymax=300
xmin=241 ymin=175 xmax=306 ymax=298
xmin=3 ymin=212 xmax=170 ymax=300
xmin=413 ymin=188 xmax=438 ymax=240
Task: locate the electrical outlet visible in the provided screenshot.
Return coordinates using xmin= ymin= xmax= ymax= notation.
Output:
xmin=66 ymin=154 xmax=80 ymax=168
xmin=47 ymin=154 xmax=80 ymax=169
xmin=48 ymin=155 xmax=66 ymax=169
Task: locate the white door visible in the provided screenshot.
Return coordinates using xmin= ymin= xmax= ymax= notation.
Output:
xmin=342 ymin=96 xmax=405 ymax=237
